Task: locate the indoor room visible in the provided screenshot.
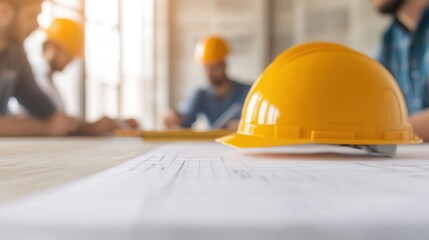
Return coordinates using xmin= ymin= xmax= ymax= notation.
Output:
xmin=0 ymin=0 xmax=427 ymax=239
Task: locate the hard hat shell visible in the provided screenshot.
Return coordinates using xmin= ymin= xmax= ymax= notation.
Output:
xmin=194 ymin=36 xmax=229 ymax=64
xmin=45 ymin=18 xmax=84 ymax=57
xmin=217 ymin=42 xmax=422 ymax=148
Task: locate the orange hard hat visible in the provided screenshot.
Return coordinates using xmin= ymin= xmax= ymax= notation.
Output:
xmin=45 ymin=18 xmax=84 ymax=57
xmin=217 ymin=42 xmax=422 ymax=149
xmin=194 ymin=36 xmax=229 ymax=64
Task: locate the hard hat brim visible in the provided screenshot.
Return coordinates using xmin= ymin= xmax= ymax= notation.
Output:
xmin=216 ymin=133 xmax=422 ymax=149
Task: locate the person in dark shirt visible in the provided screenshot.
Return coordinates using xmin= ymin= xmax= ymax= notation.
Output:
xmin=373 ymin=0 xmax=429 ymax=140
xmin=0 ymin=0 xmax=137 ymax=136
xmin=0 ymin=0 xmax=78 ymax=136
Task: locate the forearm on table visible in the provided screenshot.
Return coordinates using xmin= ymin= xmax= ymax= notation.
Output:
xmin=71 ymin=122 xmax=100 ymax=136
xmin=410 ymin=109 xmax=429 ymax=141
xmin=0 ymin=117 xmax=47 ymax=136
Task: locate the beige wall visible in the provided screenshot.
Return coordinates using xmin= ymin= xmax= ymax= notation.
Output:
xmin=168 ymin=0 xmax=391 ymax=109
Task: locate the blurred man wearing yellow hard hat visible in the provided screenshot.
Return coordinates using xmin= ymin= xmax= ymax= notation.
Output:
xmin=35 ymin=18 xmax=84 ymax=111
xmin=29 ymin=18 xmax=138 ymax=135
xmin=0 ymin=0 xmax=79 ymax=136
xmin=372 ymin=0 xmax=429 ymax=141
xmin=163 ymin=36 xmax=251 ymax=130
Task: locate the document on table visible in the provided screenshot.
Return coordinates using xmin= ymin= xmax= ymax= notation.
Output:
xmin=0 ymin=143 xmax=428 ymax=240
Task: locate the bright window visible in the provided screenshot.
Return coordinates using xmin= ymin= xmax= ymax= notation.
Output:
xmin=25 ymin=0 xmax=156 ymax=128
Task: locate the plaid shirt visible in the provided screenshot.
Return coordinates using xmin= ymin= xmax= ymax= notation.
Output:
xmin=375 ymin=7 xmax=429 ymax=115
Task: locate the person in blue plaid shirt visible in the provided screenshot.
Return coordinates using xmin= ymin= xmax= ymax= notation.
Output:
xmin=373 ymin=0 xmax=429 ymax=141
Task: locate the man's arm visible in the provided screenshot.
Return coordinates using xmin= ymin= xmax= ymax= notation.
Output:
xmin=410 ymin=109 xmax=429 ymax=141
xmin=163 ymin=109 xmax=183 ymax=129
xmin=0 ymin=112 xmax=78 ymax=136
xmin=177 ymin=89 xmax=203 ymax=128
xmin=164 ymin=90 xmax=202 ymax=129
xmin=0 ymin=116 xmax=46 ymax=136
xmin=72 ymin=117 xmax=139 ymax=136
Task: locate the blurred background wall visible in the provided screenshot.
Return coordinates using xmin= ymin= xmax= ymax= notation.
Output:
xmin=28 ymin=0 xmax=390 ymax=129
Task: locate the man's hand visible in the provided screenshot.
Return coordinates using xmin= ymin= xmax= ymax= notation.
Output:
xmin=89 ymin=117 xmax=118 ymax=135
xmin=77 ymin=117 xmax=139 ymax=136
xmin=410 ymin=109 xmax=429 ymax=141
xmin=225 ymin=120 xmax=240 ymax=131
xmin=163 ymin=109 xmax=183 ymax=129
xmin=43 ymin=112 xmax=79 ymax=136
xmin=123 ymin=119 xmax=139 ymax=129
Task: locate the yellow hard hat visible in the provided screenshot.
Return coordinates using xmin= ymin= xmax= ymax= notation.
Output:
xmin=194 ymin=36 xmax=229 ymax=64
xmin=217 ymin=42 xmax=422 ymax=148
xmin=45 ymin=18 xmax=84 ymax=57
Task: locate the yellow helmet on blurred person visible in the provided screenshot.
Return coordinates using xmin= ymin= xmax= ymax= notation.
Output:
xmin=217 ymin=42 xmax=422 ymax=149
xmin=45 ymin=18 xmax=84 ymax=57
xmin=195 ymin=36 xmax=229 ymax=64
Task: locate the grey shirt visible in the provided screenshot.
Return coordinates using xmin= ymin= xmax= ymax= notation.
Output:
xmin=0 ymin=45 xmax=56 ymax=119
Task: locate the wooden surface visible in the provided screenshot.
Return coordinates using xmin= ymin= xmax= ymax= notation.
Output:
xmin=0 ymin=137 xmax=158 ymax=203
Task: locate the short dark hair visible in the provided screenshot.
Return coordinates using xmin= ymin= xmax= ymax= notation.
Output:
xmin=376 ymin=0 xmax=405 ymax=15
xmin=0 ymin=0 xmax=43 ymax=9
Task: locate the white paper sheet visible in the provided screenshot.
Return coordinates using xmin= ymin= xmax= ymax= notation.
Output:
xmin=0 ymin=143 xmax=428 ymax=240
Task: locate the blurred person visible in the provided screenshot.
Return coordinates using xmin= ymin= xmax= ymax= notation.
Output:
xmin=35 ymin=18 xmax=84 ymax=111
xmin=373 ymin=0 xmax=429 ymax=140
xmin=163 ymin=36 xmax=251 ymax=131
xmin=28 ymin=18 xmax=139 ymax=135
xmin=0 ymin=1 xmax=136 ymax=136
xmin=0 ymin=0 xmax=78 ymax=136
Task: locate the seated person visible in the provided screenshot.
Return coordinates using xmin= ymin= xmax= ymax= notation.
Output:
xmin=164 ymin=36 xmax=251 ymax=131
xmin=373 ymin=0 xmax=429 ymax=140
xmin=0 ymin=0 xmax=78 ymax=136
xmin=0 ymin=0 xmax=135 ymax=136
xmin=26 ymin=18 xmax=138 ymax=135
